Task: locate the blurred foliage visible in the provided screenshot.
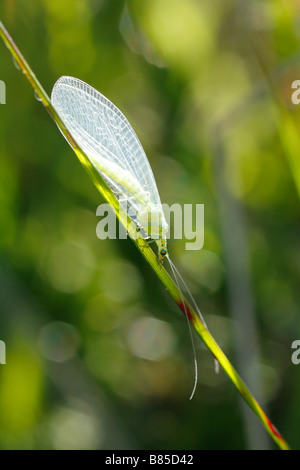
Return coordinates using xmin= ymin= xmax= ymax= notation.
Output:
xmin=0 ymin=0 xmax=300 ymax=450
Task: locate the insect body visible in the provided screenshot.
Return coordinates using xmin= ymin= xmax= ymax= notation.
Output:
xmin=51 ymin=76 xmax=210 ymax=398
xmin=51 ymin=76 xmax=168 ymax=260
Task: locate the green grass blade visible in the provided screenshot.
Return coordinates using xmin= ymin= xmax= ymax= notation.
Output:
xmin=0 ymin=21 xmax=290 ymax=450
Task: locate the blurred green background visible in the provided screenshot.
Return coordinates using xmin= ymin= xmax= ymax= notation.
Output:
xmin=1 ymin=0 xmax=300 ymax=450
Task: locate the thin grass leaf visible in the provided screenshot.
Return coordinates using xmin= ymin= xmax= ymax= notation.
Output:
xmin=0 ymin=21 xmax=290 ymax=450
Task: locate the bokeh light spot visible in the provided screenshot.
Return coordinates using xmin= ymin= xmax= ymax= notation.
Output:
xmin=126 ymin=316 xmax=176 ymax=361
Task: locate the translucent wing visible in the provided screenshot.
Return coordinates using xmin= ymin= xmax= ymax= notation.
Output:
xmin=51 ymin=76 xmax=168 ymax=237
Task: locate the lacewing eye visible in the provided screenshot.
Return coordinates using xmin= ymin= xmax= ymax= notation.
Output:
xmin=160 ymin=249 xmax=167 ymax=256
